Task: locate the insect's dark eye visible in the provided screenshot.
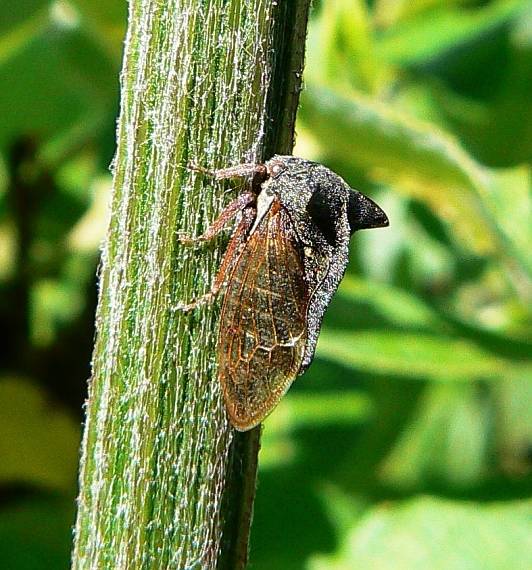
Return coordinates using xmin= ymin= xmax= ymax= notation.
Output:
xmin=307 ymin=185 xmax=338 ymax=245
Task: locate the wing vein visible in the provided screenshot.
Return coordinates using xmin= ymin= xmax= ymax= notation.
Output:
xmin=217 ymin=200 xmax=309 ymax=430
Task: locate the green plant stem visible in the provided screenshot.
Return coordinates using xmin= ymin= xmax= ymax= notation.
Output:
xmin=71 ymin=1 xmax=310 ymax=568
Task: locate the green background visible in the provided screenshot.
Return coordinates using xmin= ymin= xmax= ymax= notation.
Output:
xmin=0 ymin=1 xmax=531 ymax=568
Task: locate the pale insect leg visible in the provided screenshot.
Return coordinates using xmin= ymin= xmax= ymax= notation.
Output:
xmin=177 ymin=206 xmax=255 ymax=312
xmin=189 ymin=162 xmax=267 ymax=182
xmin=178 ymin=191 xmax=255 ymax=245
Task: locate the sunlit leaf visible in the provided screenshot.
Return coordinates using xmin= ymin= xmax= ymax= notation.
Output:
xmin=299 ymin=85 xmax=532 ymax=281
xmin=307 ymin=0 xmax=384 ymax=94
xmin=495 ymin=371 xmax=532 ymax=477
xmin=316 ymin=484 xmax=366 ymax=538
xmin=317 ymin=330 xmax=509 ymax=380
xmin=374 ymin=0 xmax=469 ymax=29
xmin=380 ymin=383 xmax=490 ymax=488
xmin=377 ymin=0 xmax=527 ymax=66
xmin=298 ymin=86 xmax=486 ymax=246
xmin=310 ymin=496 xmax=532 ymax=570
xmin=266 ymin=390 xmax=374 ymax=432
xmin=486 ymin=166 xmax=531 ymax=271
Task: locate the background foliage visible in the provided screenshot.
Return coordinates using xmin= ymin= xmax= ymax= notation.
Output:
xmin=0 ymin=0 xmax=530 ymax=568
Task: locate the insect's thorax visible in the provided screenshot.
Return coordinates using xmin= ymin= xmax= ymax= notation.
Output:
xmin=249 ymin=178 xmax=276 ymax=235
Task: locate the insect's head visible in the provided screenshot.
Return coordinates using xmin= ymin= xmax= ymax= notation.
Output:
xmin=265 ymin=156 xmax=292 ymax=179
xmin=265 ymin=155 xmax=389 ymax=240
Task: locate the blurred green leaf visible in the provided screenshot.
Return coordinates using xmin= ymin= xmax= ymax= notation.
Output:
xmin=307 ymin=0 xmax=384 ymax=94
xmin=380 ymin=383 xmax=490 ymax=488
xmin=299 ymin=85 xmax=532 ymax=285
xmin=266 ymin=390 xmax=373 ymax=432
xmin=377 ymin=0 xmax=526 ymax=66
xmin=260 ymin=391 xmax=373 ymax=470
xmin=317 ymin=330 xmax=511 ymax=380
xmin=0 ymin=497 xmax=74 ymax=570
xmin=0 ymin=3 xmax=120 ymax=154
xmin=316 ymin=483 xmax=366 ymax=539
xmin=374 ymin=0 xmax=473 ymax=28
xmin=495 ymin=370 xmax=532 ymax=477
xmin=70 ymin=0 xmax=126 ymax=61
xmin=0 ymin=3 xmax=48 ymax=67
xmin=0 ymin=1 xmax=49 ymax=37
xmin=310 ymin=496 xmax=532 ymax=570
xmin=298 ymin=86 xmax=481 ymax=242
xmin=486 ymin=166 xmax=531 ymax=268
xmin=337 ymin=275 xmax=442 ymax=330
xmin=0 ymin=378 xmax=80 ymax=491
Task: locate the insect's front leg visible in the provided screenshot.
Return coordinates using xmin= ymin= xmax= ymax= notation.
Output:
xmin=177 ymin=207 xmax=255 ymax=312
xmin=178 ymin=191 xmax=255 ymax=246
xmin=189 ymin=162 xmax=268 ymax=184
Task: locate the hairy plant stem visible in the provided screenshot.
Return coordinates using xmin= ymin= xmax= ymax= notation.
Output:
xmin=72 ymin=1 xmax=310 ymax=568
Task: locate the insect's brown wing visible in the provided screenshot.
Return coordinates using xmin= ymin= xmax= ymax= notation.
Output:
xmin=218 ymin=199 xmax=309 ymax=431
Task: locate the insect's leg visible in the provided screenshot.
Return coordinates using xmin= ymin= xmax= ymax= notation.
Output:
xmin=177 ymin=208 xmax=254 ymax=312
xmin=178 ymin=191 xmax=255 ymax=245
xmin=189 ymin=162 xmax=267 ymax=183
